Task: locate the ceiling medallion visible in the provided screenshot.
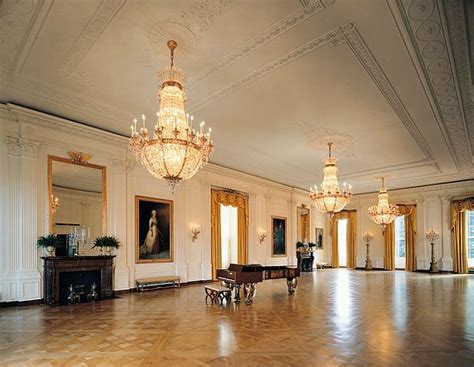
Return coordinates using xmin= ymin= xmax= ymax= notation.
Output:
xmin=129 ymin=40 xmax=214 ymax=192
xmin=309 ymin=142 xmax=352 ymax=215
xmin=368 ymin=177 xmax=400 ymax=230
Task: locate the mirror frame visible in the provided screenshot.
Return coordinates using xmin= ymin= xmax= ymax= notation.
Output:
xmin=48 ymin=155 xmax=107 ymax=235
xmin=297 ymin=205 xmax=311 ymax=242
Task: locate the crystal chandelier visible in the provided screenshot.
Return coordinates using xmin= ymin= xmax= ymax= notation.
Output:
xmin=368 ymin=178 xmax=399 ymax=229
xmin=309 ymin=143 xmax=352 ymax=215
xmin=129 ymin=40 xmax=214 ymax=192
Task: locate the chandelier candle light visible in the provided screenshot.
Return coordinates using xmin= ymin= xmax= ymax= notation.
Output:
xmin=129 ymin=40 xmax=214 ymax=192
xmin=368 ymin=177 xmax=399 ymax=230
xmin=309 ymin=143 xmax=352 ymax=215
xmin=425 ymin=228 xmax=440 ymax=273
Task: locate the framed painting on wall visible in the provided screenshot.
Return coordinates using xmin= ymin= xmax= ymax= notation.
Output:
xmin=272 ymin=216 xmax=287 ymax=257
xmin=135 ymin=196 xmax=173 ymax=263
xmin=315 ymin=228 xmax=324 ymax=249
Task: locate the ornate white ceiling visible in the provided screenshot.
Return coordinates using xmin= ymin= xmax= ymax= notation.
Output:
xmin=1 ymin=0 xmax=473 ymax=193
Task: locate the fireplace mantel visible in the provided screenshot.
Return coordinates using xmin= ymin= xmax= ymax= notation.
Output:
xmin=42 ymin=256 xmax=115 ymax=306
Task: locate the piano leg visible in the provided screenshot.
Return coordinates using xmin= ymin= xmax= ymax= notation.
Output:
xmin=287 ymin=277 xmax=298 ymax=295
xmin=243 ymin=283 xmax=257 ymax=305
xmin=233 ymin=284 xmax=241 ymax=303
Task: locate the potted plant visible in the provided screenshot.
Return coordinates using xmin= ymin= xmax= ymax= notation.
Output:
xmin=37 ymin=234 xmax=61 ymax=257
xmin=93 ymin=236 xmax=120 ymax=255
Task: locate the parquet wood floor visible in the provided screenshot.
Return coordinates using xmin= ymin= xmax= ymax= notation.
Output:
xmin=1 ymin=270 xmax=473 ymax=366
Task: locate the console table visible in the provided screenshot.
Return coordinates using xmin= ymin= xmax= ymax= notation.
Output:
xmin=42 ymin=256 xmax=115 ymax=306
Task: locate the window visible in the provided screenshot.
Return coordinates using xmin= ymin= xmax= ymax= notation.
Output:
xmin=394 ymin=215 xmax=405 ymax=269
xmin=220 ymin=204 xmax=238 ymax=269
xmin=337 ymin=219 xmax=347 ymax=267
xmin=467 ymin=210 xmax=474 ymax=268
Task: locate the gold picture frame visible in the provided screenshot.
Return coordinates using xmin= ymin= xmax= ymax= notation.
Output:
xmin=272 ymin=216 xmax=287 ymax=257
xmin=48 ymin=155 xmax=107 ymax=234
xmin=135 ymin=195 xmax=174 ymax=263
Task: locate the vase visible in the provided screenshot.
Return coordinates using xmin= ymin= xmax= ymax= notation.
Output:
xmin=46 ymin=246 xmax=55 ymax=257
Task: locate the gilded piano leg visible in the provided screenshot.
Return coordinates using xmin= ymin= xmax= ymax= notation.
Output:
xmin=234 ymin=284 xmax=241 ymax=303
xmin=244 ymin=283 xmax=257 ymax=305
xmin=287 ymin=277 xmax=298 ymax=295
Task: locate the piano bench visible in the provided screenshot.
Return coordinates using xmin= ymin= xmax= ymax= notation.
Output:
xmin=136 ymin=276 xmax=180 ymax=292
xmin=205 ymin=284 xmax=232 ymax=304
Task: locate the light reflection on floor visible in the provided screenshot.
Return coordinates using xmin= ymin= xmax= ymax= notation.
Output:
xmin=1 ymin=269 xmax=473 ymax=366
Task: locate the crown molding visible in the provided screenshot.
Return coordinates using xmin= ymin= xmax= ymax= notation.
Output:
xmin=351 ymin=179 xmax=474 ymax=202
xmin=187 ymin=0 xmax=335 ymax=90
xmin=58 ymin=0 xmax=126 ymax=80
xmin=5 ymin=103 xmax=127 ymax=146
xmin=389 ymin=0 xmax=472 ymax=170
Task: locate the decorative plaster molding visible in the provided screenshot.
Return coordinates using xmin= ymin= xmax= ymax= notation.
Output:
xmin=0 ymin=0 xmax=38 ymax=70
xmin=352 ymin=179 xmax=474 ymax=201
xmin=5 ymin=136 xmax=21 ymax=156
xmin=187 ymin=0 xmax=334 ymax=90
xmin=1 ymin=69 xmax=131 ymax=130
xmin=189 ymin=26 xmax=345 ymax=111
xmin=58 ymin=0 xmax=126 ymax=82
xmin=112 ymin=158 xmax=135 ymax=174
xmin=6 ymin=103 xmax=127 ymax=146
xmin=4 ymin=136 xmax=40 ymax=157
xmin=391 ymin=0 xmax=472 ymax=169
xmin=339 ymin=23 xmax=434 ymax=162
xmin=19 ymin=138 xmax=41 ymax=158
xmin=10 ymin=0 xmax=54 ymax=74
xmin=440 ymin=0 xmax=473 ymax=151
xmin=147 ymin=0 xmax=233 ymax=61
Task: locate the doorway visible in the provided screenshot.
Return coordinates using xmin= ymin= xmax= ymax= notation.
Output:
xmin=394 ymin=216 xmax=406 ymax=269
xmin=337 ymin=219 xmax=348 ymax=267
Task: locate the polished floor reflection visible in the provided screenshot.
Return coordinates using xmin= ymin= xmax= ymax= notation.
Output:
xmin=1 ymin=270 xmax=473 ymax=366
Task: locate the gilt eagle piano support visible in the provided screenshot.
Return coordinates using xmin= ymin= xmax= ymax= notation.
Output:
xmin=216 ymin=264 xmax=300 ymax=305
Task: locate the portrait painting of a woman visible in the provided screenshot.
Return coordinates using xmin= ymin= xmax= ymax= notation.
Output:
xmin=136 ymin=196 xmax=173 ymax=263
xmin=272 ymin=216 xmax=287 ymax=257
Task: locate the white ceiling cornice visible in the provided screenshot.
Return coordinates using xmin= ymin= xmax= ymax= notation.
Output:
xmin=388 ymin=0 xmax=473 ymax=170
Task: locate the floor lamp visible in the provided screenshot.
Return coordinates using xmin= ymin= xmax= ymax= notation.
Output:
xmin=363 ymin=232 xmax=374 ymax=270
xmin=426 ymin=228 xmax=440 ymax=273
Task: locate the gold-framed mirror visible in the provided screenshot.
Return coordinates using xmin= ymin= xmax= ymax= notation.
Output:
xmin=48 ymin=154 xmax=107 ymax=240
xmin=297 ymin=205 xmax=310 ymax=242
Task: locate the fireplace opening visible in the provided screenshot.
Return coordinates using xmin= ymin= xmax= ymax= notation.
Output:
xmin=59 ymin=270 xmax=101 ymax=305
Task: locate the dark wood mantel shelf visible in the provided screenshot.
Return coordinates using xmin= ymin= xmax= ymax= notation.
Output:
xmin=42 ymin=256 xmax=115 ymax=306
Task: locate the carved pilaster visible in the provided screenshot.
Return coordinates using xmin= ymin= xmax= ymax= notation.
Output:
xmin=20 ymin=138 xmax=41 ymax=158
xmin=5 ymin=137 xmax=21 ymax=156
xmin=440 ymin=195 xmax=453 ymax=270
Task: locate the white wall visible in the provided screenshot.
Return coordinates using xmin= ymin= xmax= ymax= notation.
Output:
xmin=0 ymin=104 xmax=329 ymax=302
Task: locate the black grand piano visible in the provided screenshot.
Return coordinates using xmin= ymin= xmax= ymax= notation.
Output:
xmin=216 ymin=263 xmax=300 ymax=304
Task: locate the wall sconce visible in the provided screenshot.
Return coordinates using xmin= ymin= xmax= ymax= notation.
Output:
xmin=258 ymin=229 xmax=267 ymax=244
xmin=190 ymin=224 xmax=200 ymax=242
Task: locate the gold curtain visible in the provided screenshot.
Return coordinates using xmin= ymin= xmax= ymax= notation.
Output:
xmin=211 ymin=190 xmax=249 ymax=279
xmin=399 ymin=205 xmax=416 ymax=271
xmin=384 ymin=222 xmax=395 ymax=270
xmin=451 ymin=198 xmax=474 ymax=274
xmin=330 ymin=210 xmax=357 ymax=268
